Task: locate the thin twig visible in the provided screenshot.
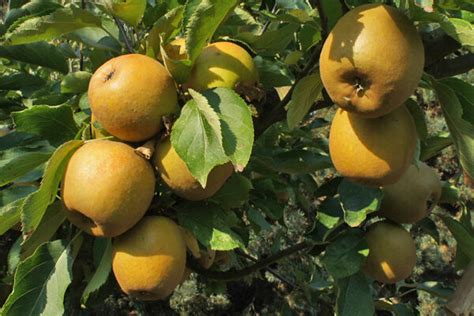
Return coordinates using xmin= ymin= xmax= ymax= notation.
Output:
xmin=79 ymin=0 xmax=85 ymax=70
xmin=188 ymin=241 xmax=313 ymax=281
xmin=236 ymin=249 xmax=297 ymax=289
xmin=113 ymin=16 xmax=134 ymax=53
xmin=314 ymin=0 xmax=328 ymax=37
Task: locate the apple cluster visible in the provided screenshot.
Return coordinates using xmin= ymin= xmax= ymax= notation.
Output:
xmin=319 ymin=4 xmax=442 ymax=283
xmin=60 ymin=41 xmax=258 ymax=299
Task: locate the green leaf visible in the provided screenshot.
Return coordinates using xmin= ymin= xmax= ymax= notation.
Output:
xmin=405 ymin=98 xmax=428 ymax=141
xmin=417 ymin=217 xmax=440 ymax=244
xmin=317 ymin=198 xmax=344 ymax=231
xmin=431 ymin=78 xmax=474 ymax=184
xmin=21 ymin=140 xmax=83 ymax=236
xmin=176 ymin=203 xmax=245 ymax=251
xmin=211 ymin=174 xmax=253 ymax=209
xmin=1 ymin=238 xmax=81 ymax=316
xmin=420 ymin=133 xmax=453 ymax=161
xmin=440 ymin=18 xmax=474 ymax=47
xmin=336 ymin=272 xmax=375 ymax=316
xmin=171 ymin=89 xmax=228 ymax=187
xmin=338 ymin=179 xmax=383 ymax=227
xmin=299 ymin=24 xmax=322 ymax=50
xmin=243 ymin=23 xmax=299 ymax=56
xmin=147 ymin=5 xmax=185 ymax=56
xmin=0 ymin=73 xmax=45 ymax=90
xmin=7 ymin=237 xmax=22 ymax=277
xmin=0 ymin=42 xmax=69 ymax=73
xmin=253 ymin=56 xmax=295 ymax=89
xmin=322 ymin=229 xmax=369 ymax=279
xmin=320 ymin=0 xmax=343 ymax=31
xmin=4 ymin=7 xmax=101 ymax=45
xmin=60 ymin=71 xmax=92 ymax=94
xmin=185 ymin=0 xmax=239 ymax=62
xmin=439 ymin=181 xmax=460 ymax=204
xmin=271 ymin=149 xmax=332 ymax=174
xmin=12 ymin=105 xmax=79 ymax=147
xmin=67 ymin=27 xmax=120 ymax=52
xmin=0 ymin=136 xmax=53 ymax=186
xmin=0 ymin=150 xmax=52 ymax=187
xmin=247 ymin=207 xmax=272 ymax=232
xmin=0 ymin=199 xmax=24 ymax=236
xmin=20 ymin=201 xmax=67 ymax=259
xmin=81 ymin=238 xmax=112 ymax=305
xmin=104 ymin=0 xmax=146 ymax=26
xmin=203 ymin=88 xmax=254 ymax=170
xmin=287 ymin=73 xmax=324 ymax=129
xmin=438 ymin=215 xmax=474 ymax=261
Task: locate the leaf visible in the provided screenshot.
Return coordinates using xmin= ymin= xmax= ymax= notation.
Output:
xmin=253 ymin=56 xmax=295 ymax=89
xmin=0 ymin=200 xmax=25 ymax=236
xmin=21 ymin=140 xmax=83 ymax=236
xmin=247 ymin=207 xmax=272 ymax=232
xmin=272 ymin=149 xmax=332 ymax=174
xmin=12 ymin=105 xmax=79 ymax=147
xmin=0 ymin=42 xmax=69 ymax=73
xmin=176 ymin=203 xmax=245 ymax=251
xmin=20 ymin=201 xmax=67 ymax=259
xmin=81 ymin=238 xmax=112 ymax=305
xmin=60 ymin=71 xmax=92 ymax=94
xmin=0 ymin=137 xmax=54 ymax=186
xmin=417 ymin=217 xmax=440 ymax=244
xmin=420 ymin=133 xmax=453 ymax=161
xmin=211 ymin=174 xmax=253 ymax=209
xmin=338 ymin=179 xmax=384 ymax=227
xmin=171 ymin=89 xmax=228 ymax=187
xmin=440 ymin=18 xmax=474 ymax=47
xmin=1 ymin=238 xmax=81 ymax=316
xmin=147 ymin=5 xmax=185 ymax=57
xmin=185 ymin=0 xmax=239 ymax=62
xmin=320 ymin=0 xmax=343 ymax=31
xmin=317 ymin=198 xmax=344 ymax=230
xmin=336 ymin=272 xmax=375 ymax=316
xmin=287 ymin=73 xmax=324 ymax=129
xmin=439 ymin=181 xmax=460 ymax=204
xmin=202 ymin=88 xmax=254 ymax=170
xmin=405 ymin=98 xmax=428 ymax=141
xmin=103 ymin=0 xmax=146 ymax=26
xmin=0 ymin=151 xmax=52 ymax=187
xmin=67 ymin=27 xmax=120 ymax=52
xmin=431 ymin=78 xmax=474 ymax=184
xmin=322 ymin=229 xmax=369 ymax=279
xmin=0 ymin=73 xmax=45 ymax=90
xmin=438 ymin=215 xmax=474 ymax=261
xmin=243 ymin=23 xmax=299 ymax=56
xmin=4 ymin=7 xmax=101 ymax=45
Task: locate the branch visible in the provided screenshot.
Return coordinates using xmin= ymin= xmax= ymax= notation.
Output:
xmin=113 ymin=16 xmax=134 ymax=53
xmin=425 ymin=53 xmax=474 ymax=79
xmin=314 ymin=0 xmax=328 ymax=37
xmin=235 ymin=249 xmax=297 ymax=289
xmin=188 ymin=241 xmax=313 ymax=281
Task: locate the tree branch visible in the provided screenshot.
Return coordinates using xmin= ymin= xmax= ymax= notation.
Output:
xmin=425 ymin=53 xmax=474 ymax=79
xmin=235 ymin=249 xmax=297 ymax=289
xmin=113 ymin=16 xmax=134 ymax=53
xmin=188 ymin=241 xmax=313 ymax=281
